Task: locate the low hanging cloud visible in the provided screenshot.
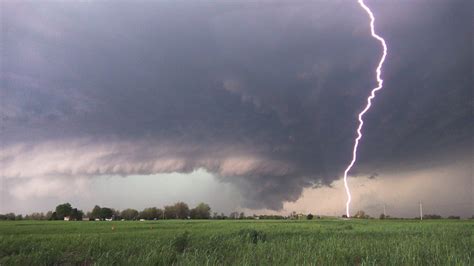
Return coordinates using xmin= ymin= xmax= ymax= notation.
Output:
xmin=2 ymin=140 xmax=295 ymax=178
xmin=1 ymin=0 xmax=471 ymax=210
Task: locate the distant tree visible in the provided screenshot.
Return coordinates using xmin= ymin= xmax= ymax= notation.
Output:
xmin=239 ymin=212 xmax=245 ymax=219
xmin=49 ymin=212 xmax=58 ymax=220
xmin=138 ymin=208 xmax=152 ymax=220
xmin=91 ymin=205 xmax=102 ymax=220
xmin=213 ymin=212 xmax=226 ymax=219
xmin=290 ymin=211 xmax=297 ymax=219
xmin=307 ymin=213 xmax=314 ymax=220
xmin=5 ymin=213 xmax=16 ymax=220
xmin=379 ymin=213 xmax=386 ymax=220
xmin=342 ymin=214 xmax=348 ymax=218
xmin=78 ymin=209 xmax=85 ymax=220
xmin=354 ymin=210 xmax=369 ymax=219
xmin=99 ymin=207 xmax=114 ymax=219
xmin=69 ymin=208 xmax=84 ymax=221
xmin=189 ymin=208 xmax=197 ymax=219
xmin=447 ymin=216 xmax=460 ymax=220
xmin=164 ymin=205 xmax=178 ymax=219
xmin=25 ymin=212 xmax=46 ymax=220
xmin=55 ymin=203 xmax=73 ymax=220
xmin=190 ymin=203 xmax=211 ymax=219
xmin=259 ymin=215 xmax=285 ymax=220
xmin=156 ymin=208 xmax=164 ymax=219
xmin=113 ymin=209 xmax=121 ymax=220
xmin=423 ymin=214 xmax=442 ymax=219
xmin=229 ymin=212 xmax=239 ymax=219
xmin=45 ymin=211 xmax=53 ymax=220
xmin=140 ymin=207 xmax=163 ymax=220
xmin=15 ymin=214 xmax=23 ymax=221
xmin=121 ymin=209 xmax=139 ymax=220
xmin=37 ymin=212 xmax=46 ymax=220
xmin=174 ymin=202 xmax=190 ymax=219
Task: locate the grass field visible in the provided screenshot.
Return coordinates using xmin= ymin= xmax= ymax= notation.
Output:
xmin=0 ymin=219 xmax=472 ymax=265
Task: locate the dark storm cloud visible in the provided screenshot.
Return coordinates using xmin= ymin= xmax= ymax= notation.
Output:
xmin=1 ymin=0 xmax=471 ymax=209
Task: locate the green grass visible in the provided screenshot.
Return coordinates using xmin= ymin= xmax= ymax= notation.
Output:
xmin=0 ymin=219 xmax=472 ymax=265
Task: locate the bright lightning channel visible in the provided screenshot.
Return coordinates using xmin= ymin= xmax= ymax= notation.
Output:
xmin=343 ymin=0 xmax=388 ymax=218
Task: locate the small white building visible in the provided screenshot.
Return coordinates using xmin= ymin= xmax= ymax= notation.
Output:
xmin=64 ymin=216 xmax=70 ymax=221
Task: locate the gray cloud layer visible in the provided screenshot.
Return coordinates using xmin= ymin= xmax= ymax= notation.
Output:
xmin=1 ymin=0 xmax=471 ymax=210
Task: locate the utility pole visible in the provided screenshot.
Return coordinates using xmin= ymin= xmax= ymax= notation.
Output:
xmin=419 ymin=201 xmax=423 ymax=220
xmin=383 ymin=204 xmax=386 ymax=217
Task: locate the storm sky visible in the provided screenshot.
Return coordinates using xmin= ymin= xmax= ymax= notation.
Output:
xmin=1 ymin=0 xmax=472 ymax=217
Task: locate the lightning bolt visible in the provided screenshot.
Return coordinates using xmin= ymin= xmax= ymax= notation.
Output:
xmin=343 ymin=0 xmax=388 ymax=217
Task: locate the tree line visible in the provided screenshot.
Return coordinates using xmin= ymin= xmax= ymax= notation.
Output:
xmin=0 ymin=202 xmax=309 ymax=221
xmin=0 ymin=205 xmax=469 ymax=221
xmin=0 ymin=202 xmax=213 ymax=221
